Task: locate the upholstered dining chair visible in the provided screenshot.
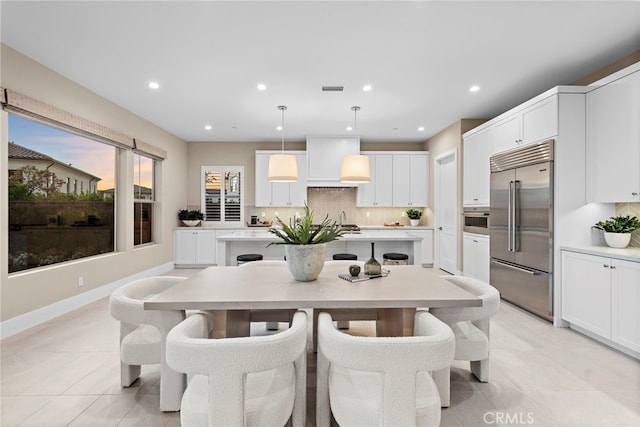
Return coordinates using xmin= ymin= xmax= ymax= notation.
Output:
xmin=109 ymin=276 xmax=188 ymax=412
xmin=316 ymin=311 xmax=455 ymax=427
xmin=238 ymin=260 xmax=297 ymax=331
xmin=166 ymin=310 xmax=308 ymax=427
xmin=429 ymin=275 xmax=500 ymax=407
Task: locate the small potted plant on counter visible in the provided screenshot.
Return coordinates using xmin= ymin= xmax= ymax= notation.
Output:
xmin=269 ymin=204 xmax=345 ymax=281
xmin=406 ymin=208 xmax=422 ymax=227
xmin=178 ymin=209 xmax=204 ymax=227
xmin=593 ymin=215 xmax=640 ymax=248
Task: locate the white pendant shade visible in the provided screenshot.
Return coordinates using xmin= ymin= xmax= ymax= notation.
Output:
xmin=268 ymin=154 xmax=298 ymax=182
xmin=340 ymin=154 xmax=371 ymax=183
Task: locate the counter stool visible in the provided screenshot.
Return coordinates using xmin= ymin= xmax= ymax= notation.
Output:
xmin=383 ymin=253 xmax=409 ymax=265
xmin=333 ymin=253 xmax=358 ymax=261
xmin=236 ymin=253 xmax=263 ymax=266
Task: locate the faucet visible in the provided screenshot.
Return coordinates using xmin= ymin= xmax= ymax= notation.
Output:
xmin=340 ymin=210 xmax=346 ymax=224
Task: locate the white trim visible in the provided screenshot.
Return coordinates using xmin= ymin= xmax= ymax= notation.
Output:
xmin=0 ymin=261 xmax=174 ymax=339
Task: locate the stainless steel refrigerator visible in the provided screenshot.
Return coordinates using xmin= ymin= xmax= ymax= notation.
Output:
xmin=490 ymin=139 xmax=554 ymax=321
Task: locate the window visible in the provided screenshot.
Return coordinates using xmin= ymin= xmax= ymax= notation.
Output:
xmin=201 ymin=166 xmax=244 ymax=224
xmin=134 ymin=153 xmax=154 ymax=246
xmin=7 ymin=113 xmax=116 ymax=273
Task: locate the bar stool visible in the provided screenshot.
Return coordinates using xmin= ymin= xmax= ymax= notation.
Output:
xmin=383 ymin=253 xmax=409 ymax=265
xmin=236 ymin=253 xmax=263 ymax=266
xmin=333 ymin=253 xmax=358 ymax=261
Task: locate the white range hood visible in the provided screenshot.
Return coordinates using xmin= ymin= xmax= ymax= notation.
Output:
xmin=306 ymin=136 xmax=360 ymax=187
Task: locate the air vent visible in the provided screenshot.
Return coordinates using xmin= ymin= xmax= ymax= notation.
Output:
xmin=322 ymin=86 xmax=344 ymax=92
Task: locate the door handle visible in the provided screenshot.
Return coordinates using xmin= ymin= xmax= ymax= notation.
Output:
xmin=438 ymin=227 xmax=443 ymax=230
xmin=491 ymin=259 xmax=538 ymax=275
xmin=512 ymin=180 xmax=519 ymax=252
xmin=507 ymin=180 xmax=514 ymax=252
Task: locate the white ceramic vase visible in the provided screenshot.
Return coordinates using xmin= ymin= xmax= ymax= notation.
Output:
xmin=182 ymin=220 xmax=201 ymax=227
xmin=410 ymin=219 xmax=420 ymax=227
xmin=285 ymin=243 xmax=327 ymax=282
xmin=603 ymin=232 xmax=631 ymax=248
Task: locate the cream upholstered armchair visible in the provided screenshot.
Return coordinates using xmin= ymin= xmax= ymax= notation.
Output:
xmin=429 ymin=275 xmax=500 ymax=407
xmin=316 ymin=311 xmax=455 ymax=427
xmin=108 ymin=276 xmax=188 ymax=412
xmin=166 ymin=310 xmax=308 ymax=427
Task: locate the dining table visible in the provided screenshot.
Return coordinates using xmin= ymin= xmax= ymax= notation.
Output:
xmin=144 ymin=263 xmax=481 ymax=410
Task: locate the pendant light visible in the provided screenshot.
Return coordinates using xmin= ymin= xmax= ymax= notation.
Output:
xmin=340 ymin=106 xmax=371 ymax=183
xmin=268 ymin=105 xmax=298 ymax=182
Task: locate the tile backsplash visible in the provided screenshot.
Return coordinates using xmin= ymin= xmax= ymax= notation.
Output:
xmin=615 ymin=202 xmax=640 ymax=247
xmin=247 ymin=187 xmax=433 ymax=227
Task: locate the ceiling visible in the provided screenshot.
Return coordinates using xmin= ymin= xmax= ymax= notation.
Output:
xmin=2 ymin=1 xmax=639 ymax=144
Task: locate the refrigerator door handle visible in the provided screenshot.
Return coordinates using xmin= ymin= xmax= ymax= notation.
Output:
xmin=507 ymin=180 xmax=513 ymax=252
xmin=512 ymin=180 xmax=519 ymax=252
xmin=491 ymin=259 xmax=539 ymax=275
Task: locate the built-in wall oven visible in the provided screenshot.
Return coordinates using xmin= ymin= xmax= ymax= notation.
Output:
xmin=463 ymin=207 xmax=490 ymax=235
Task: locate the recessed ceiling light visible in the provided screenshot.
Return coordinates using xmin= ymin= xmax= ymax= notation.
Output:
xmin=363 ymin=84 xmax=372 ymax=92
xmin=469 ymin=85 xmax=480 ymax=93
xmin=346 ymin=126 xmax=353 ymax=131
xmin=148 ymin=81 xmax=159 ymax=90
xmin=205 ymin=125 xmax=212 ymax=131
xmin=257 ymin=83 xmax=266 ymax=91
xmin=276 ymin=125 xmax=283 ymax=131
xmin=418 ymin=127 xmax=425 ymax=132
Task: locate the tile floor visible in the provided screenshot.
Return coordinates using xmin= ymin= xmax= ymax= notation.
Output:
xmin=1 ymin=269 xmax=639 ymax=426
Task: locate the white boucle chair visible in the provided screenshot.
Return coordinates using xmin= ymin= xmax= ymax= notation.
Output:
xmin=109 ymin=276 xmax=189 ymax=412
xmin=316 ymin=311 xmax=455 ymax=427
xmin=166 ymin=310 xmax=308 ymax=427
xmin=238 ymin=260 xmax=297 ymax=330
xmin=429 ymin=275 xmax=500 ymax=407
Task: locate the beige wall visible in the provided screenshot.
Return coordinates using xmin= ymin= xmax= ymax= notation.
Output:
xmin=424 ymin=119 xmax=486 ymax=271
xmin=1 ymin=45 xmax=188 ymax=322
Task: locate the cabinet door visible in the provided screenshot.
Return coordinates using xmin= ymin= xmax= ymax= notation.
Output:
xmin=522 ymin=96 xmax=558 ymax=144
xmin=561 ymin=251 xmax=611 ymax=338
xmin=287 ymin=154 xmax=308 ymax=206
xmin=374 ymin=155 xmax=394 ymax=206
xmin=463 ymin=129 xmax=491 ymax=206
xmin=492 ymin=115 xmax=521 ymax=155
xmin=357 ymin=155 xmax=377 ymax=207
xmin=392 ymin=155 xmax=412 ymax=206
xmin=174 ymin=230 xmax=197 ymax=265
xmin=587 ymin=70 xmax=640 ymax=202
xmin=194 ymin=230 xmax=216 ymax=265
xmin=409 ymin=154 xmax=428 ymax=206
xmin=463 ymin=233 xmax=490 ymax=282
xmin=407 ymin=229 xmax=434 ymax=266
xmin=255 ymin=153 xmax=273 ymax=207
xmin=611 ymin=259 xmax=640 ymax=352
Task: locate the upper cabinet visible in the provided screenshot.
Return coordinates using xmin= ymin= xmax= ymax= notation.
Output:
xmin=357 ymin=153 xmax=393 ymax=207
xmin=306 ymin=136 xmax=360 ymax=187
xmin=255 ymin=151 xmax=307 ymax=207
xmin=392 ymin=153 xmax=429 ymax=207
xmin=463 ymin=127 xmax=492 ymax=206
xmin=492 ymin=96 xmax=558 ymax=155
xmin=586 ymin=67 xmax=640 ymax=203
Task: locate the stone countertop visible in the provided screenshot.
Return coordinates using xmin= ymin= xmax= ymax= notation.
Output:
xmin=216 ymin=229 xmax=424 ymax=241
xmin=560 ymin=245 xmax=640 ymax=263
xmin=176 ymin=225 xmax=434 ymax=231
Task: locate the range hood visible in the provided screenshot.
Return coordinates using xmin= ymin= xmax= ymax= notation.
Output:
xmin=306 ymin=136 xmax=361 ymax=187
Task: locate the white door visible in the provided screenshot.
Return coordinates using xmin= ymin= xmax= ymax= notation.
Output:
xmin=435 ymin=149 xmax=458 ymax=274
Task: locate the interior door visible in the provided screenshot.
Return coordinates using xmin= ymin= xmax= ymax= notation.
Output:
xmin=436 ymin=151 xmax=457 ymax=274
xmin=490 ymin=169 xmax=515 ymax=264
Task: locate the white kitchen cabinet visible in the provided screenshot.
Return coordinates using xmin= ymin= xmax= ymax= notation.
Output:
xmin=357 ymin=153 xmax=393 ymax=207
xmin=463 ymin=128 xmax=492 ymax=206
xmin=492 ymin=95 xmax=558 ymax=155
xmin=586 ymin=69 xmax=640 ymax=203
xmin=407 ymin=229 xmax=434 ymax=267
xmin=255 ymin=151 xmax=307 ymax=207
xmin=392 ymin=153 xmax=429 ymax=207
xmin=562 ymin=250 xmax=640 ymax=353
xmin=174 ymin=229 xmax=216 ymax=267
xmin=306 ymin=136 xmax=360 ymax=186
xmin=463 ymin=232 xmax=490 ymax=283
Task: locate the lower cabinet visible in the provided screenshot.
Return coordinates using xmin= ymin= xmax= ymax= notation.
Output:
xmin=407 ymin=229 xmax=434 ymax=267
xmin=462 ymin=233 xmax=490 ymax=283
xmin=561 ymin=250 xmax=640 ymax=354
xmin=174 ymin=229 xmax=216 ymax=267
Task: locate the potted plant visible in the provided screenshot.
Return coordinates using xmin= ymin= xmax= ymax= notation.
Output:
xmin=178 ymin=209 xmax=204 ymax=227
xmin=269 ymin=205 xmax=345 ymax=281
xmin=593 ymin=215 xmax=640 ymax=248
xmin=406 ymin=208 xmax=422 ymax=227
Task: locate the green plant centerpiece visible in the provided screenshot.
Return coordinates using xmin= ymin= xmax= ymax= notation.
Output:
xmin=593 ymin=215 xmax=640 ymax=248
xmin=406 ymin=208 xmax=422 ymax=226
xmin=269 ymin=205 xmax=345 ymax=281
xmin=178 ymin=209 xmax=204 ymax=226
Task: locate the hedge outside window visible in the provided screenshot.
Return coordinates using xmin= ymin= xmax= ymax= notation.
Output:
xmin=7 ymin=113 xmax=116 ymax=273
xmin=134 ymin=153 xmax=154 ymax=246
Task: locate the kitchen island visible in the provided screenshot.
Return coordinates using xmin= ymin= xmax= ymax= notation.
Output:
xmin=215 ymin=229 xmax=427 ymax=266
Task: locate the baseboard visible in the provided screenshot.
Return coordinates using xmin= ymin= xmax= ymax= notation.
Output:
xmin=0 ymin=261 xmax=174 ymax=339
